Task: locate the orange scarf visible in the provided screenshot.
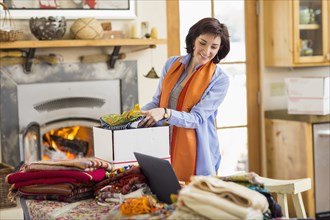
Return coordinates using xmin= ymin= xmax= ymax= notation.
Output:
xmin=159 ymin=58 xmax=216 ymax=181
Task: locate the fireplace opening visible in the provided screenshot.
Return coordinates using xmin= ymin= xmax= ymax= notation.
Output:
xmin=42 ymin=125 xmax=94 ymax=160
xmin=22 ymin=119 xmax=99 ymax=163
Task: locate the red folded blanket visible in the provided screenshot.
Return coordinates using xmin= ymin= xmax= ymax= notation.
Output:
xmin=6 ymin=168 xmax=106 ymax=185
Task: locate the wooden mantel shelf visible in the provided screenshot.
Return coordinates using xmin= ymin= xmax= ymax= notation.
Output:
xmin=0 ymin=38 xmax=167 ymax=72
xmin=0 ymin=38 xmax=167 ymax=49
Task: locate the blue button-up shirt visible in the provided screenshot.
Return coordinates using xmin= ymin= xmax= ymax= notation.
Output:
xmin=142 ymin=54 xmax=230 ymax=176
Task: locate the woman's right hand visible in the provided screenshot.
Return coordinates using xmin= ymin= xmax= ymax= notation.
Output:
xmin=138 ymin=108 xmax=166 ymax=127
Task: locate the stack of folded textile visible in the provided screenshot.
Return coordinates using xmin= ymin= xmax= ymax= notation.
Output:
xmin=94 ymin=165 xmax=151 ymax=205
xmin=168 ymin=176 xmax=269 ymax=220
xmin=100 ymin=104 xmax=145 ymax=130
xmin=6 ymin=158 xmax=112 ymax=203
xmin=219 ymin=172 xmax=283 ymax=218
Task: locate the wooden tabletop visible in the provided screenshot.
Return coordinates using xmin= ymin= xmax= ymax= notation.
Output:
xmin=265 ymin=109 xmax=330 ymax=123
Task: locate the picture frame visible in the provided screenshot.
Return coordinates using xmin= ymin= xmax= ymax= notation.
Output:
xmin=0 ymin=0 xmax=136 ymax=19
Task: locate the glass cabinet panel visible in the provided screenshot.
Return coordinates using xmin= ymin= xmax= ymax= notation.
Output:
xmin=299 ymin=0 xmax=323 ymax=57
xmin=264 ymin=0 xmax=329 ymax=66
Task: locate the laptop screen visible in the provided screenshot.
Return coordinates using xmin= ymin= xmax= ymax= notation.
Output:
xmin=134 ymin=152 xmax=181 ymax=204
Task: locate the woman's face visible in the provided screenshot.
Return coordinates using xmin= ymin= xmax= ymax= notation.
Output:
xmin=193 ymin=33 xmax=221 ymax=65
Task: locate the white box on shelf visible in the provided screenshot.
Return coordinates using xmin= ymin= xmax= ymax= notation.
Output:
xmin=93 ymin=126 xmax=170 ymax=168
xmin=288 ymin=97 xmax=330 ymax=115
xmin=285 ymin=76 xmax=329 ymax=98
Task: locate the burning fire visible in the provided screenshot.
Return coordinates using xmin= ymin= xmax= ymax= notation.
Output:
xmin=43 ymin=126 xmax=89 ymax=160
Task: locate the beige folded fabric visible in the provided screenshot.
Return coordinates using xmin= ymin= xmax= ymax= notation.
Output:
xmin=25 ymin=158 xmax=112 ymax=172
xmin=175 ymin=176 xmax=269 ymax=220
xmin=168 ymin=205 xmax=208 ymax=220
xmin=192 ymin=176 xmax=269 ymax=212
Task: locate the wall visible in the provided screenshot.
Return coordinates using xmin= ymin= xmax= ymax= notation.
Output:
xmin=261 ymin=67 xmax=329 ymax=111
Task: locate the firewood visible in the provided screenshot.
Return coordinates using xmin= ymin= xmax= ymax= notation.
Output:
xmin=80 ymin=53 xmax=126 ymax=64
xmin=50 ymin=135 xmax=88 ymax=156
xmin=0 ymin=50 xmax=24 ymax=58
xmin=0 ymin=55 xmax=59 ymax=66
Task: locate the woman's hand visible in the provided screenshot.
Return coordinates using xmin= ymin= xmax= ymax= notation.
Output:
xmin=139 ymin=108 xmax=165 ymax=127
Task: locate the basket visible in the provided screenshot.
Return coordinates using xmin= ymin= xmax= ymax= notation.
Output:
xmin=0 ymin=163 xmax=16 ymax=209
xmin=0 ymin=2 xmax=24 ymax=42
xmin=70 ymin=18 xmax=103 ymax=40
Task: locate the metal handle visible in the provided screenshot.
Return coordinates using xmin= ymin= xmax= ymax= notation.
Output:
xmin=326 ymin=53 xmax=330 ymax=61
xmin=318 ymin=129 xmax=330 ymax=137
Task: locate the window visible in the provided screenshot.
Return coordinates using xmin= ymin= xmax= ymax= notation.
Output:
xmin=178 ymin=0 xmax=259 ymax=175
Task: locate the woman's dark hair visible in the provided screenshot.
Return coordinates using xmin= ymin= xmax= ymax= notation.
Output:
xmin=185 ymin=17 xmax=230 ymax=64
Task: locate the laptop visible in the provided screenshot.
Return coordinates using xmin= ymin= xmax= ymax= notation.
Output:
xmin=134 ymin=152 xmax=182 ymax=204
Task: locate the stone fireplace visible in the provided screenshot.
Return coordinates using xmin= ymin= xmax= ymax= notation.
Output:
xmin=0 ymin=60 xmax=138 ymax=167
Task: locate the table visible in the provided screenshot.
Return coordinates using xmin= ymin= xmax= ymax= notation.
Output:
xmin=20 ymin=198 xmax=169 ymax=220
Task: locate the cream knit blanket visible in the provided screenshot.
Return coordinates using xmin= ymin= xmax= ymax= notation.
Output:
xmin=170 ymin=176 xmax=269 ymax=220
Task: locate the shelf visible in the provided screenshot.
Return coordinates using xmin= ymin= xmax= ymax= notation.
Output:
xmin=0 ymin=38 xmax=167 ymax=72
xmin=299 ymin=24 xmax=320 ymax=30
xmin=0 ymin=38 xmax=167 ymax=49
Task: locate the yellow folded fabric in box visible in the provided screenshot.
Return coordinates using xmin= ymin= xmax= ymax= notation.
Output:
xmin=100 ymin=104 xmax=145 ymax=130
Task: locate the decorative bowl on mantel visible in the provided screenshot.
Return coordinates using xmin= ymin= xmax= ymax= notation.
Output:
xmin=29 ymin=16 xmax=66 ymax=40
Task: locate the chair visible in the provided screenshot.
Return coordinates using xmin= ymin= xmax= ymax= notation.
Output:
xmin=259 ymin=177 xmax=311 ymax=218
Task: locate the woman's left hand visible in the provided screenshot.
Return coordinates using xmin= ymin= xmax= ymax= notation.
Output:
xmin=138 ymin=108 xmax=165 ymax=127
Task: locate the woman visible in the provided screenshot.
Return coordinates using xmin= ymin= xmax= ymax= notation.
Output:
xmin=140 ymin=17 xmax=230 ymax=182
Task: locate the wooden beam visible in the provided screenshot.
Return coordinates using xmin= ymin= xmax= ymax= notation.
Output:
xmin=166 ymin=0 xmax=180 ymax=57
xmin=245 ymin=0 xmax=262 ymax=175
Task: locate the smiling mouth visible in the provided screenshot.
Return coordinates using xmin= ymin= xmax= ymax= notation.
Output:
xmin=200 ymin=53 xmax=209 ymax=59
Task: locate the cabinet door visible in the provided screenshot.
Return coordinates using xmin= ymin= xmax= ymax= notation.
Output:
xmin=265 ymin=119 xmax=315 ymax=217
xmin=293 ymin=0 xmax=329 ymax=64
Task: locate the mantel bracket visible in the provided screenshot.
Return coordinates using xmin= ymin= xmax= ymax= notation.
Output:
xmin=24 ymin=48 xmax=36 ymax=73
xmin=107 ymin=46 xmax=121 ymax=69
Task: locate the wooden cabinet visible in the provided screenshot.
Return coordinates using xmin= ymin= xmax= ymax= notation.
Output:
xmin=265 ymin=119 xmax=314 ymax=217
xmin=263 ymin=0 xmax=330 ymax=67
xmin=265 ymin=110 xmax=330 ymax=217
